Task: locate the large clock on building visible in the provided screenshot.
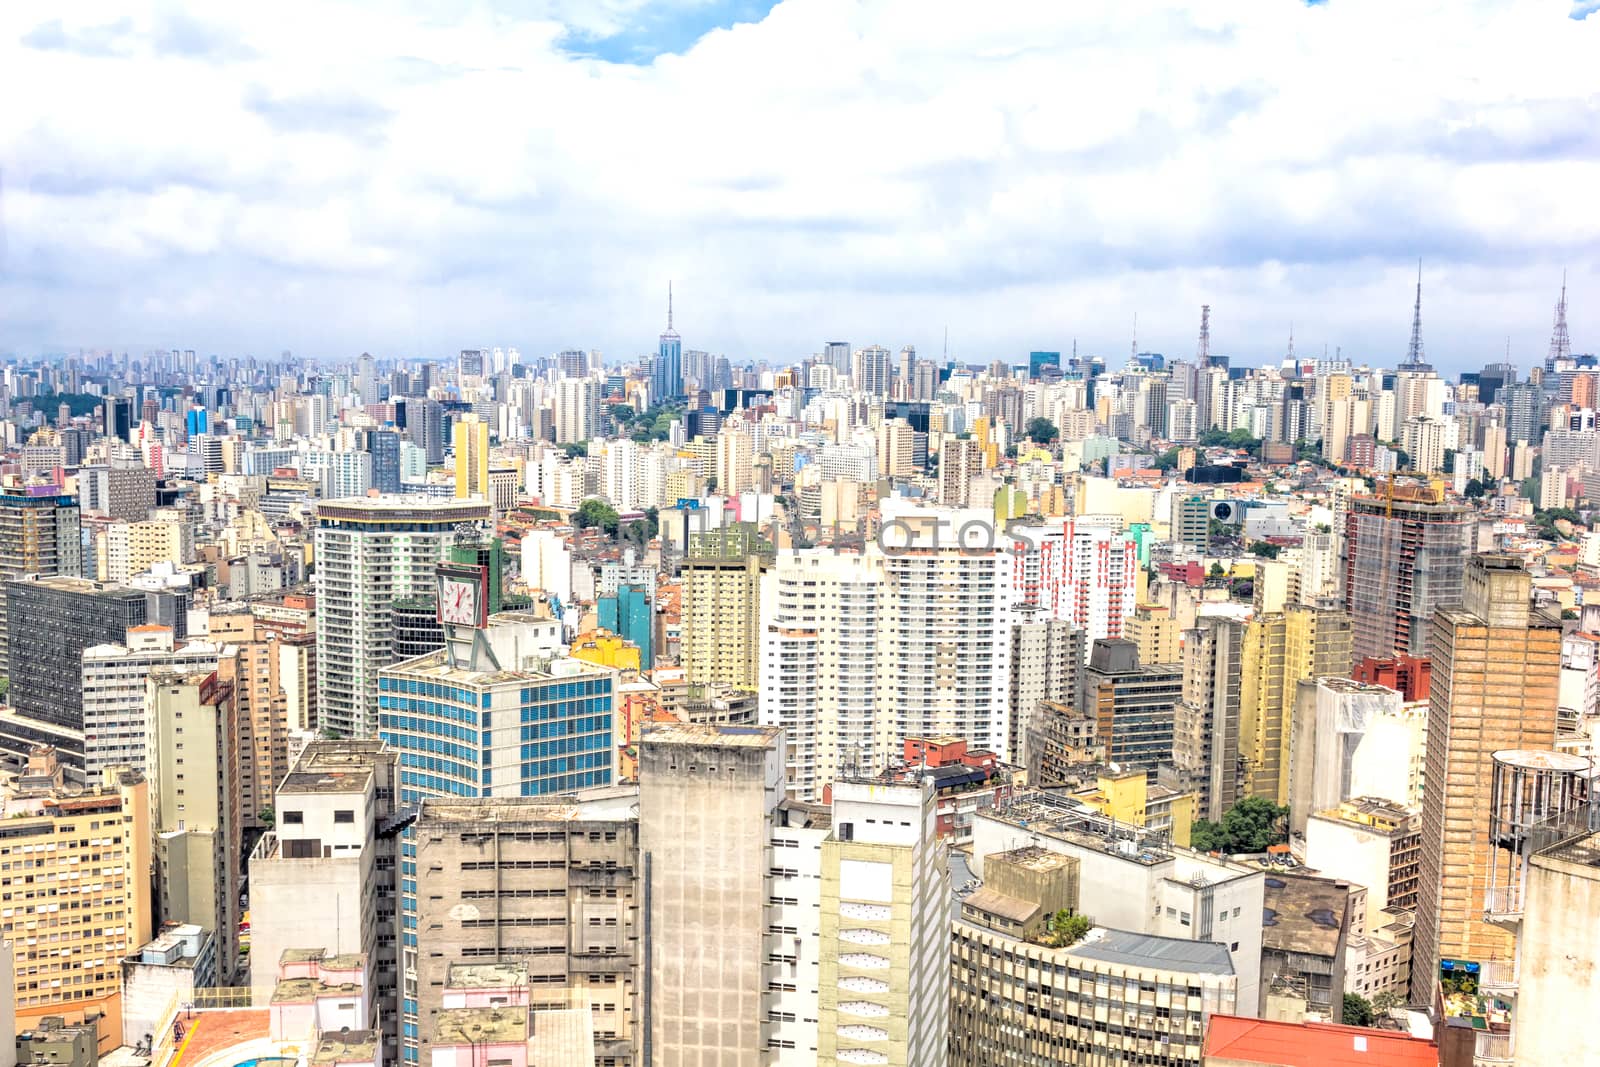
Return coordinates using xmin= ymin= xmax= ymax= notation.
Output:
xmin=437 ymin=564 xmax=488 ymax=628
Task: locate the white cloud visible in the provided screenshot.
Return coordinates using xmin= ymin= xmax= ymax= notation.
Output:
xmin=0 ymin=0 xmax=1596 ymax=370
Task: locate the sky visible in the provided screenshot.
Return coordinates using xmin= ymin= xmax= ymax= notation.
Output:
xmin=0 ymin=0 xmax=1597 ymax=375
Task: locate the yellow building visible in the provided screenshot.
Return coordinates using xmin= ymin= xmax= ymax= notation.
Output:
xmin=570 ymin=630 xmax=641 ymax=672
xmin=453 ymin=414 xmax=490 ymax=500
xmin=1 ymin=748 xmax=152 ymax=1050
xmin=1239 ymin=603 xmax=1353 ymax=805
xmin=1072 ymin=770 xmax=1196 ymax=848
xmin=1123 ymin=603 xmax=1180 ymax=665
xmin=95 ymin=519 xmax=186 ymax=583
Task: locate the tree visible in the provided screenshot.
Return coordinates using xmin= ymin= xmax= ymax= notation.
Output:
xmin=1208 ymin=562 xmax=1226 ymax=578
xmin=560 ymin=441 xmax=588 ymax=458
xmin=1371 ymin=990 xmax=1404 ymax=1015
xmin=1025 ymin=417 xmax=1060 ymax=445
xmin=1038 ymin=909 xmax=1092 ymax=947
xmin=1190 ymin=796 xmax=1289 ymax=854
xmin=1343 ymin=993 xmax=1374 ymax=1028
xmin=1152 ymin=447 xmax=1180 ymax=472
xmin=1464 ymin=477 xmax=1486 ymax=499
xmin=1199 ymin=428 xmax=1262 ymax=455
xmin=1249 ymin=542 xmax=1280 ymax=560
xmin=573 ymin=499 xmax=620 ymax=535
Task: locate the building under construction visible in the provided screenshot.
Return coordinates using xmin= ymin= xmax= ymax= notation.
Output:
xmin=1343 ymin=482 xmax=1473 ymax=662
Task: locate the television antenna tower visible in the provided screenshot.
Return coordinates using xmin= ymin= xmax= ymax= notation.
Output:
xmin=1549 ymin=271 xmax=1571 ymax=366
xmin=1406 ymin=260 xmax=1425 ymax=366
xmin=1197 ymin=305 xmax=1211 ymax=366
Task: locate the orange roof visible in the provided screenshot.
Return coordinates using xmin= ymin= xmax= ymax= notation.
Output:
xmin=1202 ymin=1015 xmax=1436 ymax=1066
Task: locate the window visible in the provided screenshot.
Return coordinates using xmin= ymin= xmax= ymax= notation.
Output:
xmin=282 ymin=811 xmax=304 ymax=825
xmin=334 ymin=810 xmax=355 ymax=824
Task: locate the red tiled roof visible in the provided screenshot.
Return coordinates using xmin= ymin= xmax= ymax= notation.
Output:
xmin=1202 ymin=1014 xmax=1436 ymax=1066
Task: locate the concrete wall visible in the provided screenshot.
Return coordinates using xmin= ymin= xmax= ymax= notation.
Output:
xmin=1305 ymin=816 xmax=1391 ymax=934
xmin=249 ymin=853 xmax=368 ymax=998
xmin=0 ymin=940 xmax=13 ymax=1067
xmin=1514 ymin=851 xmax=1600 ymax=1067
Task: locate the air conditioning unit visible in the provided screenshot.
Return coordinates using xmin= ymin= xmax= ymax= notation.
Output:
xmin=1209 ymin=501 xmax=1242 ymax=525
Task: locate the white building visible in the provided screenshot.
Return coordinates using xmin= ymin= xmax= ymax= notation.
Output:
xmin=81 ymin=627 xmax=224 ymax=775
xmin=1005 ymin=516 xmax=1138 ymax=654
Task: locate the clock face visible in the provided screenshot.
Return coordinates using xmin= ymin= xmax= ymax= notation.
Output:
xmin=440 ymin=578 xmax=480 ymax=626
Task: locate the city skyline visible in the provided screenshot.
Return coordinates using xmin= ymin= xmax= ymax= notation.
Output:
xmin=2 ymin=1 xmax=1597 ymax=369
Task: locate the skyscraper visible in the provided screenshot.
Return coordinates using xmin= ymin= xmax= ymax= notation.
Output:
xmin=1238 ymin=603 xmax=1353 ymax=805
xmin=681 ymin=524 xmax=772 ymax=693
xmin=1414 ymin=555 xmax=1561 ymax=1004
xmin=1172 ymin=615 xmax=1246 ymax=820
xmin=452 ymin=413 xmax=490 ymax=499
xmin=1343 ymin=486 xmax=1473 ymax=661
xmin=853 ymin=345 xmax=892 ymax=397
xmin=358 ymin=427 xmax=402 ymax=494
xmin=654 ymin=283 xmax=683 ymax=403
xmin=314 ymin=495 xmax=492 ymax=737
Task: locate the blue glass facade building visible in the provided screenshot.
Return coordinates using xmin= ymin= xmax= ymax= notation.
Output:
xmin=598 ymin=583 xmax=653 ymax=669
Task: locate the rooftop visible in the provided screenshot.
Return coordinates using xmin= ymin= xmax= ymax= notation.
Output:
xmin=1262 ymin=873 xmax=1351 ymax=957
xmin=1068 ymin=928 xmax=1235 ymax=975
xmin=434 ymin=1007 xmax=528 ymax=1046
xmin=991 ymin=845 xmax=1075 ymax=873
xmin=1202 ymin=1014 xmax=1437 ymax=1066
xmin=446 ymin=961 xmax=530 ymax=989
xmin=278 ymin=766 xmax=373 ymax=796
xmin=963 ymin=887 xmax=1040 ymax=925
xmin=271 ymin=977 xmax=364 ymax=1003
xmin=642 ymin=722 xmax=782 ymax=748
xmin=385 ymin=647 xmax=608 ymax=686
xmin=310 ymin=1030 xmax=379 ymax=1066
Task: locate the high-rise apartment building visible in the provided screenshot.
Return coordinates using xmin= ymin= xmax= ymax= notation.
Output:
xmin=81 ymin=626 xmax=223 ymax=776
xmin=357 ymin=427 xmax=402 ymax=494
xmin=1344 ymin=489 xmax=1472 ymax=661
xmin=0 ymin=748 xmax=152 ymax=1035
xmin=0 ymin=490 xmax=83 ymax=667
xmin=147 ymin=669 xmax=242 ymax=984
xmin=1171 ymin=615 xmax=1246 ymax=821
xmin=314 ymin=496 xmax=492 ymax=737
xmin=452 ymin=413 xmax=490 ymax=500
xmin=1238 ymin=604 xmax=1353 ymax=805
xmin=1123 ymin=602 xmax=1180 ymax=664
xmin=853 ymin=344 xmax=892 ymax=397
xmin=555 ymin=376 xmax=600 ymax=445
xmin=1414 ymin=555 xmax=1560 ymax=1004
xmin=1007 ymin=517 xmax=1138 ymax=652
xmin=218 ymin=626 xmax=291 ymax=832
xmin=681 ymin=524 xmax=772 ymax=693
xmin=1008 ymin=608 xmax=1083 ymax=775
xmin=760 ymin=508 xmax=1015 ymax=799
xmin=94 ymin=518 xmax=185 ymax=583
xmin=817 ymin=779 xmax=946 ymax=1067
xmin=78 ymin=460 xmax=156 ymax=522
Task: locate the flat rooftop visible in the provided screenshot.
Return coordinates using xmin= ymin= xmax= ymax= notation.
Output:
xmin=278 ymin=767 xmax=373 ymax=795
xmin=434 ymin=1007 xmax=528 ymax=1045
xmin=642 ymin=722 xmax=782 ymax=748
xmin=991 ymin=845 xmax=1075 ymax=873
xmin=1069 ymin=928 xmax=1236 ymax=976
xmin=419 ymin=795 xmax=584 ymax=824
xmin=1262 ymin=873 xmax=1350 ymax=957
xmin=310 ymin=1030 xmax=379 ymax=1066
xmin=386 ymin=648 xmax=607 ymax=686
xmin=446 ymin=961 xmax=530 ymax=989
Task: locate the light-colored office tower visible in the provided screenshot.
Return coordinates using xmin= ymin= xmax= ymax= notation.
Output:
xmin=938 ymin=437 xmax=980 ymax=506
xmin=1006 ymin=517 xmax=1138 ymax=652
xmin=853 ymin=344 xmax=892 ymax=397
xmin=81 ymin=626 xmax=223 ymax=776
xmin=453 ymin=413 xmax=490 ymax=500
xmin=1239 ymin=604 xmax=1352 ymax=806
xmin=203 ymin=620 xmax=291 ymax=832
xmin=0 ymin=748 xmax=152 ymax=1034
xmin=1482 ymin=422 xmax=1509 ymax=481
xmin=716 ymin=426 xmax=756 ymax=496
xmin=973 ymin=792 xmax=1265 ymax=1014
xmin=406 ymin=790 xmax=639 ymax=1067
xmin=322 ymin=448 xmax=373 ymax=500
xmin=314 ymin=495 xmax=492 ymax=737
xmin=554 ymin=376 xmax=600 ymax=444
xmin=681 ymin=525 xmax=771 ymax=693
xmin=950 ymin=847 xmax=1238 ymax=1066
xmin=78 ymin=460 xmax=156 ymax=522
xmin=1414 ymin=555 xmax=1561 ymax=1005
xmin=1123 ymin=602 xmax=1180 ymax=664
xmin=1172 ymin=615 xmax=1246 ymax=821
xmin=1008 ymin=607 xmax=1083 ymax=776
xmin=94 ymin=518 xmax=186 ymax=583
xmin=247 ymin=740 xmax=401 ymax=1063
xmin=875 ymin=418 xmax=920 ymax=477
xmin=1343 ymin=487 xmax=1473 ymax=660
xmin=278 ymin=633 xmax=317 ymax=734
xmin=639 ymin=723 xmax=787 ymax=1066
xmin=817 ymin=780 xmax=945 ymax=1067
xmin=146 ymin=669 xmax=242 ymax=983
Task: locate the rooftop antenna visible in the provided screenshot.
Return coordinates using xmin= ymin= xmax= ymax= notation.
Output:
xmin=667 ymin=280 xmax=674 ymax=331
xmin=1197 ymin=305 xmax=1211 ymax=366
xmin=1406 ymin=259 xmax=1424 ymax=365
xmin=1287 ymin=322 xmax=1295 ymax=362
xmin=943 ymin=325 xmax=948 ymax=362
xmin=1131 ymin=312 xmax=1139 ymax=365
xmin=1549 ymin=270 xmax=1571 ymax=365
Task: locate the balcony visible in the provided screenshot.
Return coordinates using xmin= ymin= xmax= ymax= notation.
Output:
xmin=1474 ymin=1030 xmax=1513 ymax=1064
xmin=1477 ymin=959 xmax=1518 ymax=995
xmin=1483 ymin=886 xmax=1523 ymax=925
